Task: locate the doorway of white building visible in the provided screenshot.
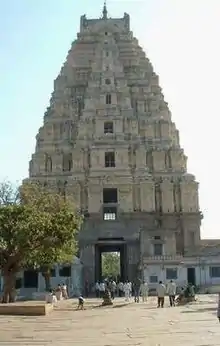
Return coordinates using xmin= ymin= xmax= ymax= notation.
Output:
xmin=187 ymin=267 xmax=196 ymax=285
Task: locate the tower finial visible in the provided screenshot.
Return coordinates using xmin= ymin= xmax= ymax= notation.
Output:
xmin=102 ymin=1 xmax=108 ymax=19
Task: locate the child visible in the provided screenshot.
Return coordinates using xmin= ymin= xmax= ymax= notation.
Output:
xmin=77 ymin=296 xmax=85 ymax=310
xmin=46 ymin=289 xmax=57 ymax=305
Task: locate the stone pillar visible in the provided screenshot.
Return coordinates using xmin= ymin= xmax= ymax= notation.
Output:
xmin=161 ymin=179 xmax=174 ymax=213
xmin=137 ymin=100 xmax=145 ymax=113
xmin=90 ymin=149 xmax=101 ymax=170
xmin=67 ymin=182 xmax=81 ymax=209
xmin=72 ymin=149 xmax=83 ymax=172
xmin=163 ymin=232 xmax=176 ymax=255
xmin=180 ymin=181 xmax=199 ymax=212
xmin=127 ymin=241 xmax=140 ymax=281
xmin=88 ymin=184 xmax=101 ymax=213
xmin=145 ymin=124 xmax=154 ymax=138
xmin=170 ymin=149 xmax=186 ymax=172
xmin=116 ymin=149 xmax=128 ymax=169
xmin=119 ymin=185 xmax=133 ymax=212
xmin=130 ymin=119 xmax=139 ymax=135
xmin=160 ymin=121 xmax=171 ymax=139
xmin=136 ymin=147 xmax=146 ymax=170
xmin=140 ymin=181 xmax=155 ymax=212
xmin=152 ymin=150 xmax=166 ymax=172
xmin=71 ymin=259 xmax=83 ymax=296
xmin=115 ymin=119 xmax=123 ymax=134
xmin=80 ymin=244 xmax=95 ymax=287
xmin=52 ymin=152 xmax=63 ymax=173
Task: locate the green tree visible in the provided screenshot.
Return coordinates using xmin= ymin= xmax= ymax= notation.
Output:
xmin=0 ymin=181 xmax=82 ymax=303
xmin=101 ymin=252 xmax=120 ymax=279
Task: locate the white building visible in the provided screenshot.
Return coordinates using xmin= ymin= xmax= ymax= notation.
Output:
xmin=0 ymin=257 xmax=83 ymax=298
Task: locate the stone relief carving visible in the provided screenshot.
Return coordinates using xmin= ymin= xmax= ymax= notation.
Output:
xmin=155 ymin=183 xmax=162 ymax=212
xmin=45 ymin=154 xmax=52 ymax=173
xmin=63 ymin=153 xmax=72 ymax=172
xmin=165 ymin=150 xmax=172 ymax=169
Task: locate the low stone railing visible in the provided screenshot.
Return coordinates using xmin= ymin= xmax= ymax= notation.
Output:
xmin=143 ymin=254 xmax=184 ymax=263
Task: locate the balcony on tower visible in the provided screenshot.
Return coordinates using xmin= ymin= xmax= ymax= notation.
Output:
xmin=102 ymin=188 xmax=118 ymax=221
xmin=143 ymin=254 xmax=184 ymax=265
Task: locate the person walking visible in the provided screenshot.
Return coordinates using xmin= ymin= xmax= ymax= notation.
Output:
xmin=61 ymin=283 xmax=68 ymax=299
xmin=118 ymin=281 xmax=124 ymax=297
xmin=123 ymin=281 xmax=130 ymax=302
xmin=133 ymin=277 xmax=141 ymax=303
xmin=157 ymin=281 xmax=166 ymax=308
xmin=110 ymin=280 xmax=116 ymax=300
xmin=95 ymin=281 xmax=100 ymax=298
xmin=140 ymin=280 xmax=148 ymax=302
xmin=167 ymin=280 xmax=176 ymax=307
xmin=99 ymin=282 xmax=105 ymax=299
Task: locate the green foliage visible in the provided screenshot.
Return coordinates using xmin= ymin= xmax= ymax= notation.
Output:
xmin=0 ymin=181 xmax=82 ymax=275
xmin=101 ymin=252 xmax=120 ymax=278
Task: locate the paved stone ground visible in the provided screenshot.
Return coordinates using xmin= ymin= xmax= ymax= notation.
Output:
xmin=0 ymin=295 xmax=220 ymax=345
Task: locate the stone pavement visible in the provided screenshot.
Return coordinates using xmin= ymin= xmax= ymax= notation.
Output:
xmin=0 ymin=295 xmax=220 ymax=345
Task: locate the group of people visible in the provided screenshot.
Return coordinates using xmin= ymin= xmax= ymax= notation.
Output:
xmin=47 ymin=283 xmax=68 ymax=304
xmin=156 ymin=280 xmax=177 ymax=307
xmin=94 ymin=278 xmax=178 ymax=307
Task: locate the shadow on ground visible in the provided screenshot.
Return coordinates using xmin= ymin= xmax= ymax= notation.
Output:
xmin=55 ymin=302 xmax=130 ymax=312
xmin=181 ymin=307 xmax=217 ymax=314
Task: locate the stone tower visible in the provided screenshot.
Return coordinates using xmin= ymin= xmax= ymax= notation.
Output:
xmin=27 ymin=5 xmax=202 ymax=284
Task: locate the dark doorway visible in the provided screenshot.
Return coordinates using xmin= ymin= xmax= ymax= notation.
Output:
xmin=187 ymin=267 xmax=196 ymax=285
xmin=23 ymin=270 xmax=38 ymax=288
xmin=103 ymin=188 xmax=118 ymax=203
xmin=95 ymin=239 xmax=127 ymax=282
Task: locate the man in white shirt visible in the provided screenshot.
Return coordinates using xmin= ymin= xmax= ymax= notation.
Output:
xmin=167 ymin=280 xmax=176 ymax=307
xmin=118 ymin=281 xmax=124 ymax=297
xmin=95 ymin=281 xmax=100 ymax=298
xmin=123 ymin=281 xmax=130 ymax=301
xmin=62 ymin=283 xmax=68 ymax=299
xmin=140 ymin=280 xmax=148 ymax=302
xmin=110 ymin=280 xmax=117 ymax=299
xmin=157 ymin=281 xmax=166 ymax=308
xmin=99 ymin=282 xmax=105 ymax=298
xmin=128 ymin=281 xmax=132 ymax=298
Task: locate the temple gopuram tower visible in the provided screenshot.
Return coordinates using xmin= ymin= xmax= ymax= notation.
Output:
xmin=27 ymin=4 xmax=202 ymax=284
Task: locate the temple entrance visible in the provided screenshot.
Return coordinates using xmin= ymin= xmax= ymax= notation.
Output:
xmin=101 ymin=252 xmax=120 ymax=281
xmin=95 ymin=238 xmax=127 ymax=282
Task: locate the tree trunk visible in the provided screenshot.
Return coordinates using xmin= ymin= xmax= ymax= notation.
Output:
xmin=42 ymin=271 xmax=51 ymax=292
xmin=2 ymin=271 xmax=17 ymax=303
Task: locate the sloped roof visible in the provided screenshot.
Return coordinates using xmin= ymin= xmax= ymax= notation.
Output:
xmin=185 ymin=239 xmax=220 ymax=257
xmin=201 ymin=239 xmax=220 ymax=246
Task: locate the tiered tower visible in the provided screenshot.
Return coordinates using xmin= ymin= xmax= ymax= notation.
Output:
xmin=27 ymin=5 xmax=202 ymax=283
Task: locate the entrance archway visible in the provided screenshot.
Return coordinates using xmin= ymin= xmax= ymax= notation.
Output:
xmin=95 ymin=238 xmax=127 ymax=282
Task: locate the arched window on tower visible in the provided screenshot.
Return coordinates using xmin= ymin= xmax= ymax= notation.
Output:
xmin=165 ymin=150 xmax=172 ymax=169
xmin=106 ymin=94 xmax=112 ymax=105
xmin=63 ymin=153 xmax=72 ymax=172
xmin=45 ymin=154 xmax=52 ymax=173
